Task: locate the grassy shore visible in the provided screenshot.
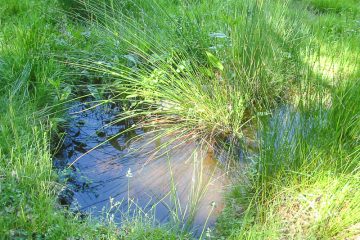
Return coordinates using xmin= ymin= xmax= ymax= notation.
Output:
xmin=0 ymin=0 xmax=187 ymax=239
xmin=0 ymin=0 xmax=359 ymax=239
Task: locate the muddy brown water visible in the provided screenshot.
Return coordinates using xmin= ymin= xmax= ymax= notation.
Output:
xmin=54 ymin=100 xmax=230 ymax=236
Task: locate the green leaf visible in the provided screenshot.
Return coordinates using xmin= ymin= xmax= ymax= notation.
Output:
xmin=87 ymin=85 xmax=101 ymax=100
xmin=206 ymin=51 xmax=224 ymax=71
xmin=60 ymin=85 xmax=72 ymax=101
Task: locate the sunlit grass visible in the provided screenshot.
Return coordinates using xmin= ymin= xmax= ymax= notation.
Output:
xmin=64 ymin=1 xmax=359 ymax=238
xmin=63 ymin=0 xmax=308 ymax=164
xmin=221 ymin=170 xmax=360 ymax=239
xmin=217 ymin=78 xmax=360 ymax=238
xmin=1 ymin=0 xmax=359 ymax=238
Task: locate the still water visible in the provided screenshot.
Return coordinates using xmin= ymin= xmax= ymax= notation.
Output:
xmin=54 ymin=100 xmax=229 ymax=235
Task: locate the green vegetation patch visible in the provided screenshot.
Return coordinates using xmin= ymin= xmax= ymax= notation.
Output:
xmin=0 ymin=0 xmax=359 ymax=239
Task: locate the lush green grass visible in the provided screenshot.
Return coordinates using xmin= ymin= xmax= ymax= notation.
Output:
xmin=216 ymin=79 xmax=360 ymax=238
xmin=0 ymin=1 xmax=117 ymax=238
xmin=304 ymin=0 xmax=359 ymax=14
xmin=0 ymin=0 xmax=189 ymax=239
xmin=63 ymin=0 xmax=310 ymax=163
xmin=0 ymin=0 xmax=359 ymax=239
xmin=214 ymin=1 xmax=360 ymax=238
xmin=301 ymin=0 xmax=360 ymax=84
xmin=67 ymin=0 xmax=359 ymax=238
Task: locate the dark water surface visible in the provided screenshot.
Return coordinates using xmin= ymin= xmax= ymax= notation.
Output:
xmin=54 ymin=100 xmax=229 ymax=235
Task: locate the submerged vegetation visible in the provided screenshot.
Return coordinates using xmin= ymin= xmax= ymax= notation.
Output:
xmin=0 ymin=0 xmax=359 ymax=239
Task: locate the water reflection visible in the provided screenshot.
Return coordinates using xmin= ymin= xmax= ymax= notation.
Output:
xmin=54 ymin=100 xmax=229 ymax=235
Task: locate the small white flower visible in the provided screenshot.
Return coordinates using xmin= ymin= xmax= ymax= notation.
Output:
xmin=126 ymin=168 xmax=133 ymax=178
xmin=206 ymin=227 xmax=212 ymax=238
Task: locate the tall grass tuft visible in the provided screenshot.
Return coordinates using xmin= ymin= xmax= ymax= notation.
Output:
xmin=64 ymin=0 xmax=308 ymax=161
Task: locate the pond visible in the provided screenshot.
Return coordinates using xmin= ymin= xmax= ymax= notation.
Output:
xmin=54 ymin=99 xmax=230 ymax=236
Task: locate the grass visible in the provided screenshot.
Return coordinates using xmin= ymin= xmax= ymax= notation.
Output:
xmin=0 ymin=0 xmax=189 ymax=239
xmin=0 ymin=0 xmax=359 ymax=239
xmin=218 ymin=170 xmax=360 ymax=239
xmin=215 ymin=63 xmax=360 ymax=238
xmin=63 ymin=0 xmax=309 ymax=164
